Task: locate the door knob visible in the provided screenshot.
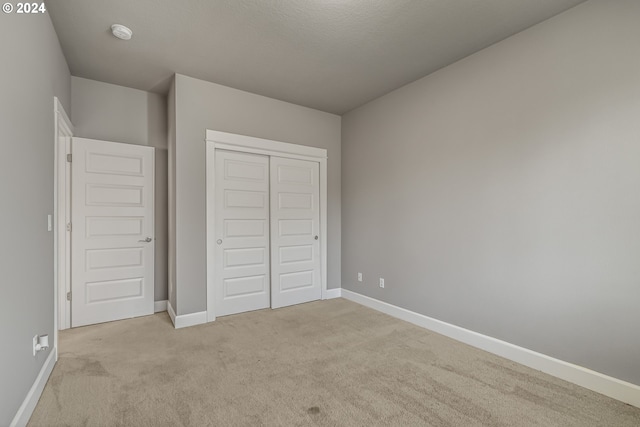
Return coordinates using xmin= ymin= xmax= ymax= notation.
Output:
xmin=217 ymin=239 xmax=223 ymax=245
xmin=138 ymin=237 xmax=153 ymax=243
xmin=314 ymin=235 xmax=318 ymax=240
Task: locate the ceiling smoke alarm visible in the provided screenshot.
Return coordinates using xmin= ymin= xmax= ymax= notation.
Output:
xmin=111 ymin=24 xmax=133 ymax=41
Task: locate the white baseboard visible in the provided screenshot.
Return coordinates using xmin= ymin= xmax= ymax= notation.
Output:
xmin=341 ymin=289 xmax=640 ymax=408
xmin=323 ymin=287 xmax=342 ymax=300
xmin=167 ymin=301 xmax=177 ymax=326
xmin=174 ymin=311 xmax=207 ymax=329
xmin=167 ymin=301 xmax=207 ymax=329
xmin=10 ymin=347 xmax=57 ymax=427
xmin=154 ymin=300 xmax=168 ymax=313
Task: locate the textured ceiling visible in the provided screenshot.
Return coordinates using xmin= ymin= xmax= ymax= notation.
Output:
xmin=47 ymin=0 xmax=586 ymax=114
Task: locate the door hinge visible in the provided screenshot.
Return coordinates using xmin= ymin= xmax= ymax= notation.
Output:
xmin=66 ymin=291 xmax=71 ymax=301
xmin=66 ymin=153 xmax=72 ymax=162
xmin=66 ymin=222 xmax=71 ymax=232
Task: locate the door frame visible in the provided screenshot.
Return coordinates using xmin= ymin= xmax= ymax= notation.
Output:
xmin=205 ymin=130 xmax=328 ymax=322
xmin=54 ymin=97 xmax=73 ymax=347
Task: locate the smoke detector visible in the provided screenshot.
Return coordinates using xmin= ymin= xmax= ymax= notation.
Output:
xmin=111 ymin=24 xmax=133 ymax=41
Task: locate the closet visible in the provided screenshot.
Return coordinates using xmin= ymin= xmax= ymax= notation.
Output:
xmin=206 ymin=130 xmax=327 ymax=319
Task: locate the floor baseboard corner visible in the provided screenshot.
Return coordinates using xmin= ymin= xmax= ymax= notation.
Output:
xmin=154 ymin=300 xmax=168 ymax=313
xmin=167 ymin=301 xmax=177 ymax=326
xmin=10 ymin=347 xmax=57 ymax=427
xmin=324 ymin=287 xmax=342 ymax=299
xmin=340 ymin=289 xmax=640 ymax=409
xmin=169 ymin=307 xmax=207 ymax=329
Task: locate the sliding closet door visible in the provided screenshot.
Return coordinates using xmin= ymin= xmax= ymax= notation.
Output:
xmin=214 ymin=150 xmax=271 ymax=316
xmin=270 ymin=157 xmax=321 ymax=309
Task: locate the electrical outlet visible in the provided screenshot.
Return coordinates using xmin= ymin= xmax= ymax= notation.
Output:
xmin=357 ymin=272 xmax=362 ymax=282
xmin=33 ymin=334 xmax=49 ymax=356
xmin=379 ymin=278 xmax=385 ymax=288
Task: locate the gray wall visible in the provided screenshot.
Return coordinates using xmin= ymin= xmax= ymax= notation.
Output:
xmin=71 ymin=77 xmax=169 ymax=302
xmin=342 ymin=0 xmax=640 ymax=385
xmin=0 ymin=13 xmax=71 ymax=424
xmin=173 ymin=74 xmax=341 ymax=315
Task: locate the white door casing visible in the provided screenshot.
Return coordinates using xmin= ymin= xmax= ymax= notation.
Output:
xmin=71 ymin=137 xmax=155 ymax=327
xmin=206 ymin=130 xmax=328 ymax=322
xmin=214 ymin=150 xmax=271 ymax=316
xmin=54 ymin=97 xmax=73 ymax=333
xmin=270 ymin=157 xmax=321 ymax=308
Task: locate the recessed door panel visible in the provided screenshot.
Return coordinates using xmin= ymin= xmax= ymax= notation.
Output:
xmin=224 ymin=275 xmax=267 ymax=298
xmin=277 ymin=165 xmax=313 ymax=185
xmin=278 ymin=193 xmax=313 ymax=210
xmin=279 ymin=245 xmax=313 ymax=264
xmin=278 ymin=219 xmax=313 ymax=237
xmin=214 ymin=150 xmax=270 ymax=316
xmin=279 ymin=270 xmax=314 ymax=292
xmin=225 ymin=190 xmax=266 ymax=208
xmin=224 ymin=219 xmax=266 ymax=238
xmin=86 ymin=217 xmax=144 ymax=238
xmin=86 ymin=184 xmax=144 ymax=207
xmin=224 ymin=247 xmax=266 ymax=269
xmin=86 ymin=152 xmax=144 ymax=176
xmin=86 ymin=278 xmax=144 ymax=304
xmin=86 ymin=247 xmax=144 ymax=271
xmin=225 ymin=159 xmax=267 ymax=182
xmin=72 ymin=137 xmax=154 ymax=327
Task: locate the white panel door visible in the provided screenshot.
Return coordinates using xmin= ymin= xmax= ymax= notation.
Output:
xmin=71 ymin=138 xmax=154 ymax=327
xmin=270 ymin=157 xmax=321 ymax=309
xmin=214 ymin=150 xmax=271 ymax=316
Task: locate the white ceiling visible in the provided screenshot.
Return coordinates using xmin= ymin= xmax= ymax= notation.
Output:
xmin=48 ymin=0 xmax=586 ymax=114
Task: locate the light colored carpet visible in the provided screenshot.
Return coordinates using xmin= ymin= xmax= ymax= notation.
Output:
xmin=29 ymin=298 xmax=640 ymax=426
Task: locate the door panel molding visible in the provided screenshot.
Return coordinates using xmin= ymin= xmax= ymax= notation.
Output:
xmin=270 ymin=156 xmax=321 ymax=309
xmin=206 ymin=130 xmax=328 ymax=323
xmin=214 ymin=150 xmax=271 ymax=316
xmin=71 ymin=137 xmax=155 ymax=327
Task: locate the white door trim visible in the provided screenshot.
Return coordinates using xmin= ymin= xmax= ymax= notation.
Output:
xmin=54 ymin=97 xmax=73 ymax=344
xmin=205 ymin=130 xmax=328 ymax=322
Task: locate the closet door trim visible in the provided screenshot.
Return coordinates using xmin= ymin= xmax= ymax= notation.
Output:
xmin=205 ymin=130 xmax=328 ymax=322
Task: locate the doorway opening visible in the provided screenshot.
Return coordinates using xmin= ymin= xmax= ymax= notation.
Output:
xmin=54 ymin=98 xmax=156 ymax=339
